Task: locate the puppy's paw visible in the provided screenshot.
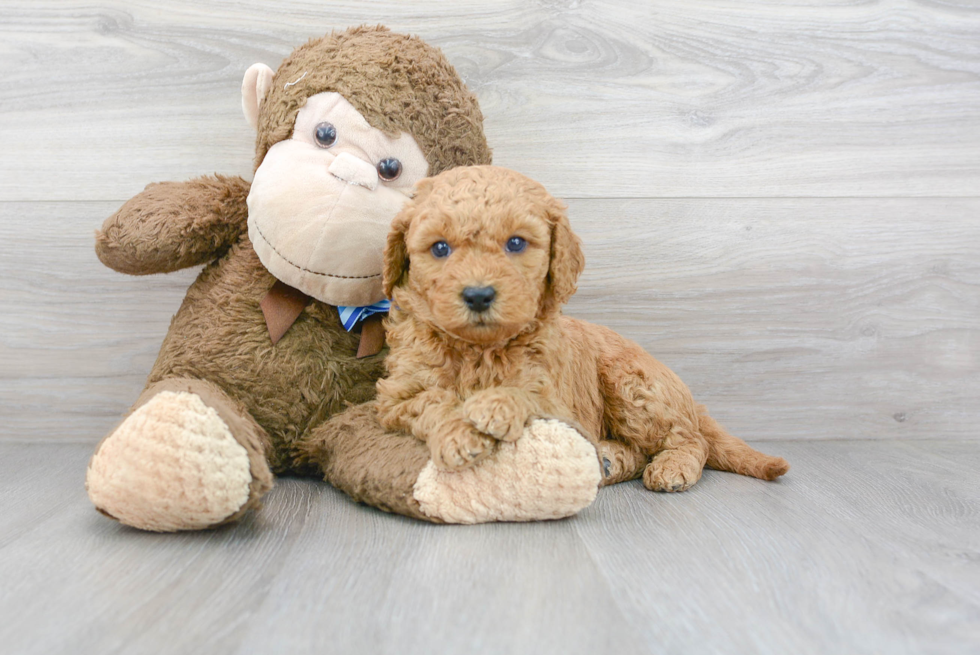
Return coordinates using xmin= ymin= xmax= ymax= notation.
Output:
xmin=430 ymin=424 xmax=497 ymax=470
xmin=596 ymin=440 xmax=648 ymax=487
xmin=462 ymin=389 xmax=527 ymax=442
xmin=643 ymin=450 xmax=703 ymax=492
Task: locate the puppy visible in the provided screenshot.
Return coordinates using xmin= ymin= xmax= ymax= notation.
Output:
xmin=376 ymin=166 xmax=789 ymax=491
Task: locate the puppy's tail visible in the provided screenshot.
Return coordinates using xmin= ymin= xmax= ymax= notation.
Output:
xmin=697 ymin=405 xmax=789 ymax=481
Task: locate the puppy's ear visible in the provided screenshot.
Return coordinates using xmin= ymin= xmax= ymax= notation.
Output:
xmin=411 ymin=176 xmax=437 ymax=202
xmin=544 ymin=197 xmax=585 ymax=309
xmin=382 ymin=208 xmax=412 ymax=299
xmin=382 ymin=177 xmax=437 ymax=297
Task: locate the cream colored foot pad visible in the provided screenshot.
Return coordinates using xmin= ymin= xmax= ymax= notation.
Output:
xmin=413 ymin=419 xmax=601 ymax=524
xmin=86 ymin=391 xmax=252 ymax=532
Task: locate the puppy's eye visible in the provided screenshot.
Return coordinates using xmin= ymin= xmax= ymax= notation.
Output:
xmin=504 ymin=236 xmax=527 ymax=254
xmin=430 ymin=241 xmax=452 ymax=259
xmin=314 ymin=122 xmax=337 ymax=148
xmin=377 ymin=158 xmax=402 ymax=181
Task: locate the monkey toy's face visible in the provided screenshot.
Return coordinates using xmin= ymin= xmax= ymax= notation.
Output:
xmin=247 ymin=92 xmax=429 ymax=307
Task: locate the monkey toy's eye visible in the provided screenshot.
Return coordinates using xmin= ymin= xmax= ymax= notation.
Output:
xmin=430 ymin=241 xmax=452 ymax=259
xmin=504 ymin=236 xmax=527 ymax=253
xmin=377 ymin=158 xmax=402 ymax=181
xmin=314 ymin=122 xmax=337 ymax=148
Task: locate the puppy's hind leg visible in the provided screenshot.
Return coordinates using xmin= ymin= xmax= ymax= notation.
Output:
xmin=605 ymin=388 xmax=708 ymax=492
xmin=642 ymin=418 xmax=709 ymax=493
xmin=597 ymin=329 xmax=711 ymax=491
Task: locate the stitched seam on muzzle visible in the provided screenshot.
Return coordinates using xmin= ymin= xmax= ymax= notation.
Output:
xmin=252 ymin=221 xmax=381 ymax=280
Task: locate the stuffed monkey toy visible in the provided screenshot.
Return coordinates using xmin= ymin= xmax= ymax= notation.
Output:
xmin=86 ymin=26 xmax=605 ymax=531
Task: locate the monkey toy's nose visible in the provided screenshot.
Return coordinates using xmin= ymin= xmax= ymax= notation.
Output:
xmin=328 ymin=152 xmax=378 ymax=191
xmin=462 ymin=286 xmax=496 ymax=313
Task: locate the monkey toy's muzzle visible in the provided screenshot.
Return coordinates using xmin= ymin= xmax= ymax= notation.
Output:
xmin=247 ymin=140 xmax=412 ymax=307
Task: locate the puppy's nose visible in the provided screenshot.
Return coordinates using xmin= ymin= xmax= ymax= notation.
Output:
xmin=462 ymin=286 xmax=496 ymax=313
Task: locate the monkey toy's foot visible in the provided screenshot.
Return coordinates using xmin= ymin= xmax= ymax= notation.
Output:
xmin=412 ymin=419 xmax=602 ymax=524
xmin=86 ymin=389 xmax=271 ymax=532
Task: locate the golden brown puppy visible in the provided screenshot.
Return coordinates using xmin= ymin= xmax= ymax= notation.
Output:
xmin=376 ymin=166 xmax=789 ymax=491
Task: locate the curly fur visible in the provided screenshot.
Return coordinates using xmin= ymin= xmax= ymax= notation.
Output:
xmin=376 ymin=166 xmax=790 ymax=488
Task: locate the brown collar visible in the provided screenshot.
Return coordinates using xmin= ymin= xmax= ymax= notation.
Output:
xmin=260 ymin=280 xmax=385 ymax=358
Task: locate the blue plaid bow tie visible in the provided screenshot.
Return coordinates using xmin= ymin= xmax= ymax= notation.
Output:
xmin=337 ymin=300 xmax=391 ymax=331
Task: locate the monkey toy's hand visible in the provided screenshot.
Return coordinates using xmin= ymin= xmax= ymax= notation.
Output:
xmin=96 ymin=175 xmax=251 ymax=275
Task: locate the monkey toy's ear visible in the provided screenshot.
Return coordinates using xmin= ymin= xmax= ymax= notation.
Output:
xmin=241 ymin=63 xmax=275 ymax=130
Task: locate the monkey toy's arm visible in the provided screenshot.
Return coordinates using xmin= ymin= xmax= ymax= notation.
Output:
xmin=95 ymin=174 xmax=251 ymax=275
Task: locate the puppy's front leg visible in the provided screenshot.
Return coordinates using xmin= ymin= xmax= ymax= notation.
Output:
xmin=462 ymin=388 xmax=542 ymax=442
xmin=377 ymin=388 xmax=496 ymax=470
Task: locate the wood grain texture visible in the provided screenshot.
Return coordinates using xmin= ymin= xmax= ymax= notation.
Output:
xmin=1 ymin=0 xmax=979 ymax=200
xmin=1 ymin=440 xmax=977 ymax=655
xmin=2 ymin=3 xmax=977 ymax=654
xmin=3 ymin=1 xmax=977 ymax=442
xmin=566 ymin=197 xmax=980 ymax=442
xmin=572 ymin=439 xmax=980 ymax=655
xmin=3 ymin=199 xmax=976 ymax=442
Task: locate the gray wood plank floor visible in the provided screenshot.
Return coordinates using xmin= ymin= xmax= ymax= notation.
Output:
xmin=1 ymin=440 xmax=977 ymax=655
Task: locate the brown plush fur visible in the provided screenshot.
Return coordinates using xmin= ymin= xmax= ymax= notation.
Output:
xmin=257 ymin=25 xmax=492 ymax=175
xmin=97 ymin=175 xmax=252 ymax=276
xmin=294 ymin=403 xmax=436 ymax=521
xmin=376 ymin=166 xmax=790 ymax=489
xmin=95 ymin=27 xmax=490 ymax=477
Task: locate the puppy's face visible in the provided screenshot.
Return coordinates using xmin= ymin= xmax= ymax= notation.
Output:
xmin=384 ymin=166 xmax=584 ymax=344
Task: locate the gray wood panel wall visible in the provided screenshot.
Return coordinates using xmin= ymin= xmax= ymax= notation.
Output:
xmin=2 ymin=0 xmax=978 ymax=443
